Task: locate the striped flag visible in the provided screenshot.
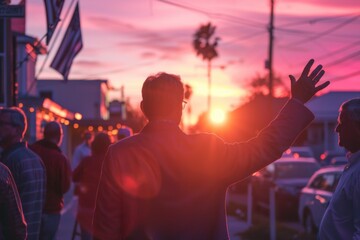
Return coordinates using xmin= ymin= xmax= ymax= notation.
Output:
xmin=50 ymin=3 xmax=83 ymax=81
xmin=44 ymin=0 xmax=65 ymax=45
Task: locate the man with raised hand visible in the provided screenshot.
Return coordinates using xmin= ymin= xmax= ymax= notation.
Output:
xmin=93 ymin=59 xmax=329 ymax=240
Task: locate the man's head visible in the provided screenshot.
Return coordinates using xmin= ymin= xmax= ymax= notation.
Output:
xmin=82 ymin=131 xmax=93 ymax=145
xmin=91 ymin=132 xmax=111 ymax=155
xmin=141 ymin=72 xmax=184 ymax=123
xmin=335 ymin=98 xmax=360 ymax=153
xmin=44 ymin=121 xmax=63 ymax=146
xmin=0 ymin=107 xmax=27 ymax=148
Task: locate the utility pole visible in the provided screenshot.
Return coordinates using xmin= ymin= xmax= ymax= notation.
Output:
xmin=267 ymin=0 xmax=274 ymax=97
xmin=207 ymin=59 xmax=211 ymax=112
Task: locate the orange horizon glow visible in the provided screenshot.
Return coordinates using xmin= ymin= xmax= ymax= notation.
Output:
xmin=26 ymin=0 xmax=360 ymax=123
xmin=209 ymin=108 xmax=227 ymax=125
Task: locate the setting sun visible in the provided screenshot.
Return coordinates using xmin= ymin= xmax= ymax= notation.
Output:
xmin=209 ymin=108 xmax=227 ymax=124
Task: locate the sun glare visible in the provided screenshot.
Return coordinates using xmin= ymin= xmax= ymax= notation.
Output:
xmin=210 ymin=108 xmax=226 ymax=124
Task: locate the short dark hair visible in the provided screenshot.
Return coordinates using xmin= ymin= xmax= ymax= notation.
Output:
xmin=0 ymin=107 xmax=27 ymax=138
xmin=141 ymin=72 xmax=184 ymax=120
xmin=91 ymin=132 xmax=111 ymax=155
xmin=43 ymin=121 xmax=62 ymax=141
xmin=82 ymin=131 xmax=93 ymax=140
xmin=340 ymin=98 xmax=360 ymax=124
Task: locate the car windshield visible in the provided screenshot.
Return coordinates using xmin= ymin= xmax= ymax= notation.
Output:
xmin=275 ymin=162 xmax=320 ymax=179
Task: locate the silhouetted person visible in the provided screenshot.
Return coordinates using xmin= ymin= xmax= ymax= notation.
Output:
xmin=0 ymin=162 xmax=27 ymax=240
xmin=0 ymin=107 xmax=46 ymax=240
xmin=93 ymin=59 xmax=330 ymax=240
xmin=30 ymin=121 xmax=71 ymax=240
xmin=72 ymin=131 xmax=94 ymax=170
xmin=73 ymin=132 xmax=112 ymax=240
xmin=318 ymin=98 xmax=360 ymax=239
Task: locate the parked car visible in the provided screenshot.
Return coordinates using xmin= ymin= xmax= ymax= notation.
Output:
xmin=298 ymin=165 xmax=344 ymax=234
xmin=329 ymin=156 xmax=348 ymax=166
xmin=319 ymin=150 xmax=346 ymax=166
xmin=252 ymin=157 xmax=320 ymax=219
xmin=282 ymin=146 xmax=314 ymax=158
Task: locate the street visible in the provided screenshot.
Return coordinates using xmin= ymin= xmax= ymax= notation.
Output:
xmin=54 ymin=187 xmax=305 ymax=240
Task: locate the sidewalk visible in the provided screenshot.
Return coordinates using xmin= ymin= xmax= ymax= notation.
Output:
xmin=57 ymin=189 xmax=252 ymax=240
xmin=56 ymin=187 xmax=78 ymax=240
xmin=227 ymin=215 xmax=250 ymax=240
xmin=227 ymin=191 xmax=251 ymax=240
xmin=226 ymin=190 xmax=306 ymax=239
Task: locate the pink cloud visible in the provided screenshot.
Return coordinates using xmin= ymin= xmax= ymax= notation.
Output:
xmin=75 ymin=60 xmax=104 ymax=68
xmin=140 ymin=52 xmax=157 ymax=59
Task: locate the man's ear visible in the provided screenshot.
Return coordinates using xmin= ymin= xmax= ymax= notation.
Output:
xmin=14 ymin=127 xmax=24 ymax=140
xmin=140 ymin=101 xmax=144 ymax=113
xmin=140 ymin=101 xmax=147 ymax=118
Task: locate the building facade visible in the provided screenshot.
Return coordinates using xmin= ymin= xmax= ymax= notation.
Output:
xmin=37 ymin=79 xmax=109 ymax=120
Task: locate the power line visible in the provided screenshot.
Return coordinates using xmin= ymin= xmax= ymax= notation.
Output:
xmin=325 ymin=49 xmax=360 ymax=67
xmin=275 ymin=27 xmax=360 ymax=41
xmin=281 ymin=14 xmax=360 ymax=48
xmin=222 ymin=30 xmax=266 ymax=46
xmin=316 ymin=39 xmax=360 ymax=60
xmin=328 ymin=70 xmax=360 ymax=82
xmin=157 ymin=0 xmax=266 ymax=28
xmin=275 ymin=27 xmax=317 ymax=35
xmin=277 ymin=12 xmax=359 ymax=28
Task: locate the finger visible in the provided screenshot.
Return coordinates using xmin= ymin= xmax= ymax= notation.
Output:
xmin=309 ymin=64 xmax=323 ymax=80
xmin=289 ymin=75 xmax=296 ymax=87
xmin=301 ymin=59 xmax=315 ymax=78
xmin=313 ymin=70 xmax=325 ymax=84
xmin=314 ymin=81 xmax=330 ymax=93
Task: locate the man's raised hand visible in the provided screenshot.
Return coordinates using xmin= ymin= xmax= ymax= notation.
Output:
xmin=289 ymin=59 xmax=330 ymax=104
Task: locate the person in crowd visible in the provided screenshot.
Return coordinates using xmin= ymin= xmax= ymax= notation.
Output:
xmin=0 ymin=107 xmax=46 ymax=240
xmin=30 ymin=121 xmax=71 ymax=240
xmin=72 ymin=131 xmax=94 ymax=170
xmin=73 ymin=132 xmax=112 ymax=240
xmin=92 ymin=59 xmax=330 ymax=240
xmin=318 ymin=98 xmax=360 ymax=239
xmin=117 ymin=126 xmax=133 ymax=141
xmin=0 ymin=162 xmax=27 ymax=240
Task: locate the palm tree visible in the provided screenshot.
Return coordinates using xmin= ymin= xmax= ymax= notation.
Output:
xmin=193 ymin=22 xmax=220 ymax=112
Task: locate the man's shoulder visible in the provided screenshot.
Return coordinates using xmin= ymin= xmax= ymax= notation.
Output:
xmin=74 ymin=143 xmax=91 ymax=154
xmin=0 ymin=163 xmax=12 ymax=182
xmin=110 ymin=131 xmax=222 ymax=151
xmin=6 ymin=146 xmax=44 ymax=171
xmin=46 ymin=148 xmax=68 ymax=162
xmin=30 ymin=141 xmax=66 ymax=158
xmin=108 ymin=134 xmax=146 ymax=152
xmin=11 ymin=144 xmax=40 ymax=160
xmin=75 ymin=142 xmax=89 ymax=150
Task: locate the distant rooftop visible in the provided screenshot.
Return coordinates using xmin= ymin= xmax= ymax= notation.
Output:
xmin=38 ymin=79 xmax=108 ymax=84
xmin=306 ymin=91 xmax=360 ymax=121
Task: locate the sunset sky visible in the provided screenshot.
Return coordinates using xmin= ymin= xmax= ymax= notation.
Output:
xmin=24 ymin=0 xmax=360 ymax=125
